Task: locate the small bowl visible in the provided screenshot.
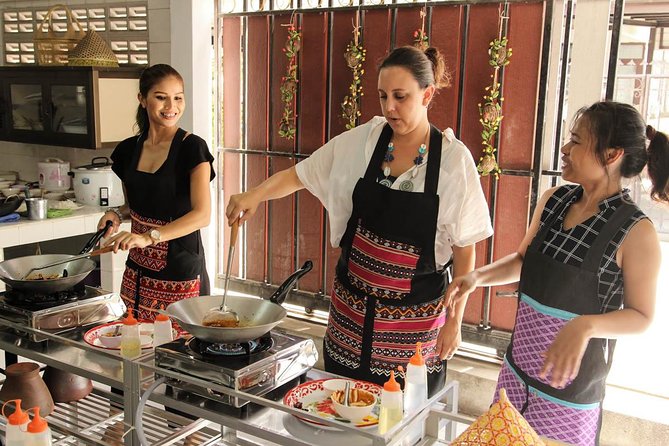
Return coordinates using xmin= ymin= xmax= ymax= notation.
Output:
xmin=97 ymin=326 xmax=123 ymax=348
xmin=323 ymin=379 xmax=351 ymax=395
xmin=331 ymin=388 xmax=377 ymax=422
xmin=139 ymin=322 xmax=154 ymax=336
xmin=1 ymin=187 xmax=24 ymax=197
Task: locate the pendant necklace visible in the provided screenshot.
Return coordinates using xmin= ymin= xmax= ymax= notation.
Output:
xmin=380 ymin=133 xmax=428 ymax=192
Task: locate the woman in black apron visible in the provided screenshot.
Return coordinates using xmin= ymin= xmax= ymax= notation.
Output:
xmin=97 ymin=64 xmax=215 ymax=320
xmin=446 ymin=101 xmax=669 ymax=445
xmin=227 ymin=46 xmax=493 ymax=395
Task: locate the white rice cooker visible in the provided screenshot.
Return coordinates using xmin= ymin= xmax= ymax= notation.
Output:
xmin=38 ymin=158 xmax=71 ymax=191
xmin=69 ymin=157 xmax=124 ymax=207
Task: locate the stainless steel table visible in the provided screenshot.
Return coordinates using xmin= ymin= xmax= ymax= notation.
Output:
xmin=0 ymin=318 xmax=462 ymax=445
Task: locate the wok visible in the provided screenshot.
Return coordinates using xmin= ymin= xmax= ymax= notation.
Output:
xmin=0 ymin=221 xmax=112 ymax=293
xmin=166 ymin=260 xmax=313 ymax=343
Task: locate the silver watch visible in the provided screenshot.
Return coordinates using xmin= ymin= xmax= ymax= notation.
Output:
xmin=149 ymin=228 xmax=162 ymax=243
xmin=106 ymin=207 xmax=124 ymax=222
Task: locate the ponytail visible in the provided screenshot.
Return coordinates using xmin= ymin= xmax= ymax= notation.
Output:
xmin=646 ymin=125 xmax=669 ymax=203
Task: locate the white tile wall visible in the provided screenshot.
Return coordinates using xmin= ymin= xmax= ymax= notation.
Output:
xmin=0 ymin=142 xmax=114 ymax=183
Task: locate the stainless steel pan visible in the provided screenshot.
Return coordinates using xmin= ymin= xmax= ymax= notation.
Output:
xmin=0 ymin=221 xmax=112 ymax=293
xmin=166 ymin=261 xmax=313 ymax=343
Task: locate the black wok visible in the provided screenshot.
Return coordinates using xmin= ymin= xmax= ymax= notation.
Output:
xmin=0 ymin=221 xmax=112 ymax=293
xmin=166 ymin=260 xmax=313 ymax=343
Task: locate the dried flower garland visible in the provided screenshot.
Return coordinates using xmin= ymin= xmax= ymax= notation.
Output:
xmin=278 ymin=23 xmax=301 ymax=140
xmin=477 ymin=36 xmax=512 ymax=178
xmin=413 ymin=7 xmax=429 ymax=50
xmin=341 ymin=20 xmax=366 ymax=130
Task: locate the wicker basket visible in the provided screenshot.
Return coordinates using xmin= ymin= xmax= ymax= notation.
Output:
xmin=33 ymin=4 xmax=85 ymax=66
xmin=68 ymin=30 xmax=119 ymax=67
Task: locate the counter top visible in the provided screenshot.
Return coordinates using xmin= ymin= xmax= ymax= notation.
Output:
xmin=0 ymin=205 xmax=109 ymax=248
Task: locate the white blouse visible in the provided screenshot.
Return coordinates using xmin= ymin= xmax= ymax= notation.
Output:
xmin=295 ymin=116 xmax=493 ymax=267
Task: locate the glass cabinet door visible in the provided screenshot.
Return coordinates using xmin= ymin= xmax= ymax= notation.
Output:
xmin=52 ymin=85 xmax=88 ymax=135
xmin=10 ymin=84 xmax=44 ymax=131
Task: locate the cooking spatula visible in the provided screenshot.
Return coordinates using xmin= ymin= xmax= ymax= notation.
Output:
xmin=202 ymin=220 xmax=240 ymax=327
xmin=21 ymin=245 xmax=115 ymax=280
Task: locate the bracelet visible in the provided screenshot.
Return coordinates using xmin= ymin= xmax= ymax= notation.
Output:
xmin=106 ymin=207 xmax=124 ymax=223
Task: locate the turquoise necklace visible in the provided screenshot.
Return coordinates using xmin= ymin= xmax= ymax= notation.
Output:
xmin=379 ymin=140 xmax=427 ymax=191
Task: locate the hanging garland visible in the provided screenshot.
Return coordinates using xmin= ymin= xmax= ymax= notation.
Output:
xmin=477 ymin=16 xmax=512 ymax=178
xmin=278 ymin=22 xmax=301 ymax=140
xmin=413 ymin=7 xmax=429 ymax=50
xmin=341 ymin=17 xmax=366 ymax=130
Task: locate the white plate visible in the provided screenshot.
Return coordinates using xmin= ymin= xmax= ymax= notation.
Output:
xmin=84 ymin=321 xmax=176 ymax=350
xmin=283 ymin=379 xmax=381 ymax=431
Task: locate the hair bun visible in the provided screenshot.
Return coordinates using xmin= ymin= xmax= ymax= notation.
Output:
xmin=646 ymin=125 xmax=657 ymax=141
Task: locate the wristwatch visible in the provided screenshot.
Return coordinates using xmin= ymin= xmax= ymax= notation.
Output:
xmin=148 ymin=228 xmax=162 ymax=244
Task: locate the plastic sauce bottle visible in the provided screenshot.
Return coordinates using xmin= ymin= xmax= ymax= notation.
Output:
xmin=120 ymin=312 xmax=141 ymax=358
xmin=25 ymin=407 xmax=51 ymax=446
xmin=2 ymin=399 xmax=29 ymax=446
xmin=403 ymin=342 xmax=428 ymax=446
xmin=378 ymin=371 xmax=403 ymax=435
xmin=153 ymin=313 xmax=174 ymax=346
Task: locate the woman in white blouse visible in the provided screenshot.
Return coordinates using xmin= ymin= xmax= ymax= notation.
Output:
xmin=227 ymin=45 xmax=492 ymax=394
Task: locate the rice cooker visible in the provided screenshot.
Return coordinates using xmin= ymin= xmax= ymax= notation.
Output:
xmin=38 ymin=158 xmax=71 ymax=191
xmin=69 ymin=157 xmax=124 ymax=207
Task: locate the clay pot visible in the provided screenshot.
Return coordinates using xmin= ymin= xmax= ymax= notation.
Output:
xmin=42 ymin=366 xmax=93 ymax=403
xmin=0 ymin=362 xmax=54 ymax=416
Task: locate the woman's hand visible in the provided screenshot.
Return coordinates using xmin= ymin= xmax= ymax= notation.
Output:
xmin=98 ymin=212 xmax=120 ymax=238
xmin=444 ymin=272 xmax=478 ymax=317
xmin=435 ymin=317 xmax=462 ymax=360
xmin=539 ymin=316 xmax=593 ymax=389
xmin=102 ymin=231 xmax=153 ymax=253
xmin=226 ymin=190 xmax=261 ymax=226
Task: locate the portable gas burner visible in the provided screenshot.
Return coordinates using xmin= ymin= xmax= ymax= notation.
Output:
xmin=0 ymin=285 xmax=125 ymax=340
xmin=155 ymin=329 xmax=318 ymax=408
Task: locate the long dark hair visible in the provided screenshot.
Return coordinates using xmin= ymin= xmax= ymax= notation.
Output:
xmin=575 ymin=101 xmax=669 ymax=203
xmin=379 ymin=45 xmax=450 ymax=90
xmin=135 ymin=64 xmax=184 ymax=135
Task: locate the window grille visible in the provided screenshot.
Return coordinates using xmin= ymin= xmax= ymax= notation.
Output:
xmin=2 ymin=2 xmax=148 ymax=65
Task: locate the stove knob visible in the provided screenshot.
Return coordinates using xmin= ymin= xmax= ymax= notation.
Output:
xmin=58 ymin=312 xmax=76 ymax=328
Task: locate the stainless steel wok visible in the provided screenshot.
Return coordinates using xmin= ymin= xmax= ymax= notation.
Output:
xmin=0 ymin=221 xmax=112 ymax=294
xmin=166 ymin=260 xmax=313 ymax=343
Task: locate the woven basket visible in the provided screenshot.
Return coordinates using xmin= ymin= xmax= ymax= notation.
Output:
xmin=33 ymin=4 xmax=85 ymax=66
xmin=68 ymin=30 xmax=119 ymax=67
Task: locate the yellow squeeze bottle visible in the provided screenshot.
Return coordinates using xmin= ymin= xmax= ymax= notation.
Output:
xmin=378 ymin=371 xmax=403 ymax=435
xmin=120 ymin=313 xmax=141 ymax=358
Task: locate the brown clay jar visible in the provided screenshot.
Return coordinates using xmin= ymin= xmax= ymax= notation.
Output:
xmin=42 ymin=366 xmax=93 ymax=403
xmin=0 ymin=362 xmax=54 ymax=416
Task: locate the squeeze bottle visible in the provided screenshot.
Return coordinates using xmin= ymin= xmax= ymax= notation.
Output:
xmin=378 ymin=371 xmax=403 ymax=435
xmin=2 ymin=399 xmax=29 ymax=446
xmin=153 ymin=313 xmax=174 ymax=346
xmin=25 ymin=407 xmax=51 ymax=446
xmin=403 ymin=342 xmax=428 ymax=445
xmin=120 ymin=312 xmax=141 ymax=358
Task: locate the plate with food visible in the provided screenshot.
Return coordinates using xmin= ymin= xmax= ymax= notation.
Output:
xmin=283 ymin=378 xmax=381 ymax=430
xmin=84 ymin=321 xmax=177 ymax=350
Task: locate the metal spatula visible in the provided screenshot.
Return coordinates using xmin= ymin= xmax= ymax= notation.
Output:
xmin=21 ymin=245 xmax=115 ymax=280
xmin=202 ymin=220 xmax=240 ymax=327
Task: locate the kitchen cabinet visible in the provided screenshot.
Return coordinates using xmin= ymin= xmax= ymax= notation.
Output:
xmin=0 ymin=66 xmax=141 ymax=149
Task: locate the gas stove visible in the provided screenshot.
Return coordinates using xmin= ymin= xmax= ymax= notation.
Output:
xmin=155 ymin=329 xmax=318 ymax=408
xmin=0 ymin=285 xmax=125 ymax=340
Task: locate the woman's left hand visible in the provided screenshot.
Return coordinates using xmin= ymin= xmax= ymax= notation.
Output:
xmin=436 ymin=317 xmax=462 ymax=360
xmin=539 ymin=316 xmax=592 ymax=389
xmin=102 ymin=231 xmax=153 ymax=252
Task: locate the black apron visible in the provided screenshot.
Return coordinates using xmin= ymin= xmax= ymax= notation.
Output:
xmin=324 ymin=124 xmax=449 ymax=396
xmin=119 ymin=128 xmax=209 ymax=321
xmin=498 ymin=187 xmax=637 ymax=445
